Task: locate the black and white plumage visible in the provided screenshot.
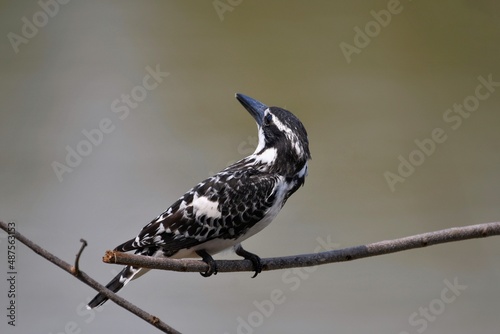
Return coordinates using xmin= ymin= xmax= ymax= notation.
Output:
xmin=87 ymin=94 xmax=311 ymax=309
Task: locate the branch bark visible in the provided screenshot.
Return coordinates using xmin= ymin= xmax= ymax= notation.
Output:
xmin=103 ymin=222 xmax=500 ymax=273
xmin=0 ymin=221 xmax=181 ymax=334
xmin=1 ymin=220 xmax=499 ymax=334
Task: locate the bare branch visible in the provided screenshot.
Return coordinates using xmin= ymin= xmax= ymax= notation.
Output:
xmin=0 ymin=221 xmax=181 ymax=334
xmin=2 ymin=220 xmax=499 ymax=333
xmin=71 ymin=238 xmax=87 ymax=275
xmin=103 ymin=222 xmax=500 ymax=273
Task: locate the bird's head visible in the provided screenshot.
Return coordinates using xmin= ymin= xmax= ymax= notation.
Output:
xmin=236 ymin=93 xmax=311 ymax=176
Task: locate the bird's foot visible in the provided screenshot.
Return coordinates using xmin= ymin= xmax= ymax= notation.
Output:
xmin=196 ymin=250 xmax=218 ymax=277
xmin=235 ymin=244 xmax=262 ymax=278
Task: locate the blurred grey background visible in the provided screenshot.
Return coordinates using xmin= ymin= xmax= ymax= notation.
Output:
xmin=1 ymin=1 xmax=500 ymax=333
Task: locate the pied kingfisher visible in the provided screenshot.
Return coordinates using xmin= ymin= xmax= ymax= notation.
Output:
xmin=88 ymin=94 xmax=311 ymax=309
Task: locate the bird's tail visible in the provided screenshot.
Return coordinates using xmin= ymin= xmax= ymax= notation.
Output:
xmin=86 ymin=265 xmax=147 ymax=309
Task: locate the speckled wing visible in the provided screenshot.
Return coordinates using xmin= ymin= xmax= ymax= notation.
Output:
xmin=114 ymin=169 xmax=280 ymax=256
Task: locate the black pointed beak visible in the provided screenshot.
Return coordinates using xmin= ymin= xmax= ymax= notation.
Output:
xmin=236 ymin=93 xmax=268 ymax=127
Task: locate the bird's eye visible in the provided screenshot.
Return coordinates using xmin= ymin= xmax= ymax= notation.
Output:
xmin=263 ymin=114 xmax=273 ymax=126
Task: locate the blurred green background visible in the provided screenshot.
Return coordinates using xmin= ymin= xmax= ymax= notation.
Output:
xmin=1 ymin=1 xmax=499 ymax=333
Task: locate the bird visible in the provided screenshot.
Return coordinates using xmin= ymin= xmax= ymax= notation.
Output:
xmin=87 ymin=93 xmax=311 ymax=309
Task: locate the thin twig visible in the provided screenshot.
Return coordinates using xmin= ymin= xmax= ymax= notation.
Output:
xmin=103 ymin=222 xmax=500 ymax=273
xmin=0 ymin=221 xmax=181 ymax=334
xmin=71 ymin=238 xmax=87 ymax=276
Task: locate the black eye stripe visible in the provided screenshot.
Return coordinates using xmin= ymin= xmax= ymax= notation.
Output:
xmin=264 ymin=114 xmax=273 ymax=125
